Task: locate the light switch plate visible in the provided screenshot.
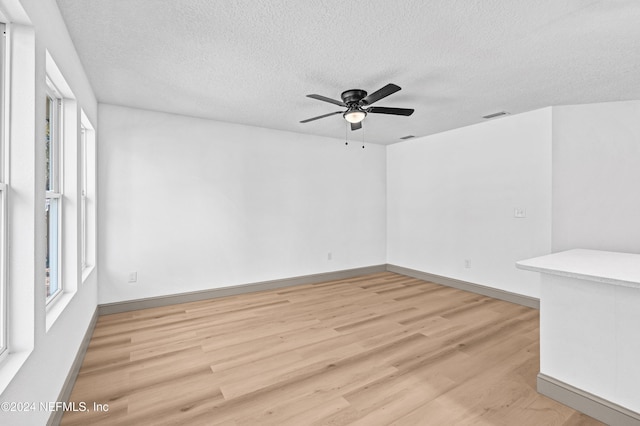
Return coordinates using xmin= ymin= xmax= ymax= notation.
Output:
xmin=514 ymin=208 xmax=526 ymax=218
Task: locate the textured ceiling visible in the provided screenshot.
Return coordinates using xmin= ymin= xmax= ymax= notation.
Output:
xmin=56 ymin=0 xmax=640 ymax=145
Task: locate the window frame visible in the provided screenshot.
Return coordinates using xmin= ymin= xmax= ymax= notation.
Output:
xmin=80 ymin=124 xmax=87 ymax=270
xmin=79 ymin=110 xmax=95 ymax=281
xmin=0 ymin=21 xmax=7 ymax=361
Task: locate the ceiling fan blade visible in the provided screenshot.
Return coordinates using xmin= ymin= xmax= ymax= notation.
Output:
xmin=351 ymin=121 xmax=362 ymax=131
xmin=361 ymin=83 xmax=401 ymax=105
xmin=367 ymin=106 xmax=414 ymax=116
xmin=306 ymin=94 xmax=346 ymax=107
xmin=300 ymin=111 xmax=343 ymax=123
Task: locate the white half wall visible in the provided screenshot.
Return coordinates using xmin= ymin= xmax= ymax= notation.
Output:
xmin=387 ymin=108 xmax=553 ymax=299
xmin=98 ymin=104 xmax=387 ymax=304
xmin=552 ymin=100 xmax=640 ymax=254
xmin=540 ymin=273 xmax=640 ymax=415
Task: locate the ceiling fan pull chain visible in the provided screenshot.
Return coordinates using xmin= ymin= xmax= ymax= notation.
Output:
xmin=345 ymin=121 xmax=349 ymax=145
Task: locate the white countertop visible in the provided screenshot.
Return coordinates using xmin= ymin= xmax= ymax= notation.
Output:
xmin=516 ymin=249 xmax=640 ymax=289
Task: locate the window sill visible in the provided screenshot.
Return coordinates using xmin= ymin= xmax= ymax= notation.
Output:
xmin=0 ymin=349 xmax=32 ymax=395
xmin=45 ymin=291 xmax=75 ymax=333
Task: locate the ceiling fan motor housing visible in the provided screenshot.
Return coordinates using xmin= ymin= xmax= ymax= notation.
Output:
xmin=341 ymin=89 xmax=368 ymax=105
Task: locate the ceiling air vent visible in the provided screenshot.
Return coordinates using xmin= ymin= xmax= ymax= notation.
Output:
xmin=482 ymin=111 xmax=510 ymax=119
xmin=400 ymin=135 xmax=415 ymax=140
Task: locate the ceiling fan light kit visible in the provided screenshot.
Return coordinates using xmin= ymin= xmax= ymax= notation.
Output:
xmin=301 ymin=83 xmax=414 ymax=131
xmin=343 ymin=107 xmax=367 ymax=123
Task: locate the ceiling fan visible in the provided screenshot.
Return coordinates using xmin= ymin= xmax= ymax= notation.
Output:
xmin=300 ymin=83 xmax=414 ymax=130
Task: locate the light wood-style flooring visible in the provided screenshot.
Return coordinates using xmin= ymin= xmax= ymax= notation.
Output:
xmin=62 ymin=272 xmax=603 ymax=425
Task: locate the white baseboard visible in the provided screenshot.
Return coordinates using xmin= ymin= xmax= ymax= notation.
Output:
xmin=99 ymin=264 xmax=539 ymax=315
xmin=98 ymin=265 xmax=388 ymax=315
xmin=537 ymin=373 xmax=640 ymax=426
xmin=386 ymin=264 xmax=539 ymax=309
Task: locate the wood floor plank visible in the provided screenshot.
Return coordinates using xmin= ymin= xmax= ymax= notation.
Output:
xmin=62 ymin=272 xmax=604 ymax=425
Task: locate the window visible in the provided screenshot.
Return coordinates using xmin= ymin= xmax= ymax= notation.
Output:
xmin=0 ymin=19 xmax=38 ymax=393
xmin=44 ymin=50 xmax=79 ymax=328
xmin=45 ymin=79 xmax=62 ymax=303
xmin=80 ymin=124 xmax=87 ymax=269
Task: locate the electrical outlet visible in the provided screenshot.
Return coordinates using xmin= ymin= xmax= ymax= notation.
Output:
xmin=464 ymin=259 xmax=471 ymax=269
xmin=328 ymin=252 xmax=332 ymax=261
xmin=128 ymin=271 xmax=137 ymax=283
xmin=514 ymin=208 xmax=526 ymax=218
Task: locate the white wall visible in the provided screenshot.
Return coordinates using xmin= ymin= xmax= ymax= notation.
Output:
xmin=0 ymin=0 xmax=98 ymax=425
xmin=387 ymin=108 xmax=553 ymax=298
xmin=552 ymin=100 xmax=640 ymax=254
xmin=98 ymin=104 xmax=387 ymax=304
